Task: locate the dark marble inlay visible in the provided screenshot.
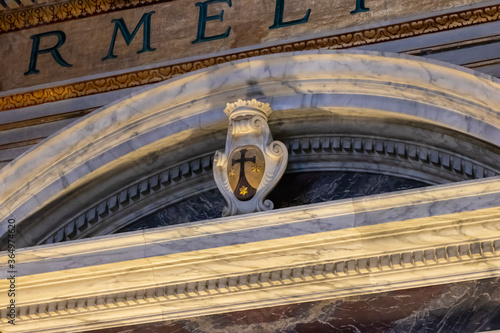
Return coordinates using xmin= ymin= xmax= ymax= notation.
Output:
xmin=119 ymin=172 xmax=427 ymax=233
xmin=118 ymin=190 xmax=227 ymax=233
xmin=86 ymin=277 xmax=500 ymax=333
xmin=268 ymin=172 xmax=426 ymax=209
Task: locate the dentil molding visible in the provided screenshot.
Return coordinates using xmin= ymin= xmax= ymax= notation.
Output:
xmin=39 ymin=134 xmax=500 ymax=245
xmin=2 ymin=176 xmax=500 ymax=332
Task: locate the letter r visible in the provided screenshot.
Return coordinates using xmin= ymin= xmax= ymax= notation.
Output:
xmin=24 ymin=30 xmax=72 ymax=76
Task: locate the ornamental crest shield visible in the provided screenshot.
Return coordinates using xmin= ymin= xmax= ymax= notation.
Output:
xmin=227 ymin=146 xmax=265 ymax=201
xmin=214 ymin=99 xmax=288 ymax=216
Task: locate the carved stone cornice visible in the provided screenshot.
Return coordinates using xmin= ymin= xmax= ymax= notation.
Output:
xmin=39 ymin=135 xmax=500 ymax=246
xmin=3 ymin=238 xmax=500 ymax=332
xmin=2 ymin=176 xmax=500 ymax=332
xmin=40 ymin=153 xmax=216 ymax=244
xmin=3 ymin=51 xmax=500 ymax=257
xmin=1 ymin=4 xmax=500 ymax=111
xmin=284 ymin=135 xmax=500 ymax=183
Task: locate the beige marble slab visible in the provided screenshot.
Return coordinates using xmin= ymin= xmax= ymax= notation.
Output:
xmin=1 ymin=176 xmax=500 ymax=331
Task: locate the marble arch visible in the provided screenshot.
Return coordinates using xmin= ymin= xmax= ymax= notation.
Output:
xmin=2 ymin=50 xmax=500 ymax=247
xmin=2 ymin=50 xmax=500 ymax=332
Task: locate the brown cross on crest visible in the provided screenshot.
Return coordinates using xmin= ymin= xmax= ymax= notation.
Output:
xmin=232 ymin=148 xmax=257 ymax=201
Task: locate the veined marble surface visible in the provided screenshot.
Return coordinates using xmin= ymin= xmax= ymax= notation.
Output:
xmin=1 ymin=176 xmax=500 ymax=332
xmin=4 ymin=175 xmax=499 ymax=277
xmin=2 ymin=51 xmax=500 ymax=249
xmin=1 ymin=51 xmax=500 ymax=332
xmin=85 ymin=277 xmax=500 ymax=333
xmin=121 ymin=171 xmax=426 ymax=232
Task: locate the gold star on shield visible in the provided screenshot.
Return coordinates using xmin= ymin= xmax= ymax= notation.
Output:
xmin=252 ymin=164 xmax=262 ymax=173
xmin=228 ymin=168 xmax=235 ymax=177
xmin=239 ymin=186 xmax=248 ymax=196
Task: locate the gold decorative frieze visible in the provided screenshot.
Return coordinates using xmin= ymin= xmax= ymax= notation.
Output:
xmin=1 ymin=4 xmax=500 ymax=111
xmin=0 ymin=0 xmax=170 ymax=34
xmin=0 ymin=137 xmax=44 ymax=151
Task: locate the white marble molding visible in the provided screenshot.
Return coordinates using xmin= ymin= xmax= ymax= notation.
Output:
xmin=1 ymin=176 xmax=500 ymax=332
xmin=1 ymin=51 xmax=500 ymax=331
xmin=1 ymin=50 xmax=500 ymax=248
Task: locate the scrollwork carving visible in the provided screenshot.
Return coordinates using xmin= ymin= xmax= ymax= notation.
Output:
xmin=214 ymin=99 xmax=288 ymax=216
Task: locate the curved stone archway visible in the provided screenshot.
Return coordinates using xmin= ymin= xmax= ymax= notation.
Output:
xmin=2 ymin=50 xmax=500 ymax=248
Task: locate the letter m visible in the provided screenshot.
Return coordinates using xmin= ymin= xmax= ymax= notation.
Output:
xmin=102 ymin=11 xmax=156 ymax=60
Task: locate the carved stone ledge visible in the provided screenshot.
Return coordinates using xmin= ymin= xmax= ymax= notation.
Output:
xmin=40 ymin=153 xmax=215 ymax=244
xmin=285 ymin=135 xmax=500 ymax=183
xmin=2 ymin=176 xmax=500 ymax=331
xmin=4 ymin=238 xmax=500 ymax=327
xmin=40 ymin=135 xmax=500 ymax=245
